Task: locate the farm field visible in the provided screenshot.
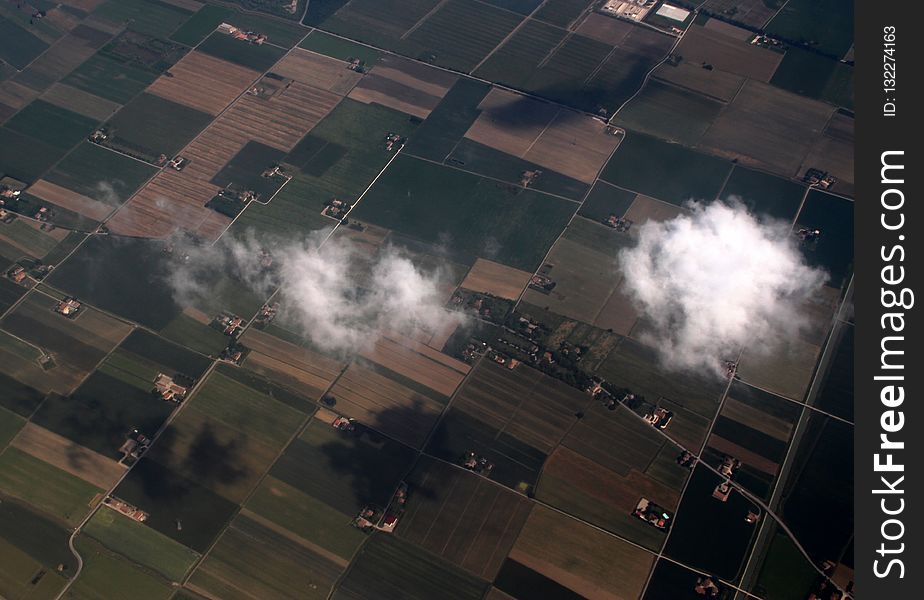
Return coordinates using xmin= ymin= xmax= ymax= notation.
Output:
xmin=798 ymin=111 xmax=854 ymax=197
xmin=241 ymin=327 xmax=345 ymax=400
xmin=334 ymin=533 xmax=489 ymax=600
xmin=402 ymin=77 xmax=490 ymax=161
xmin=83 ymin=508 xmax=200 ymax=582
xmin=0 ymin=293 xmax=131 ymax=393
xmin=245 ymin=476 xmax=367 ymax=561
xmin=614 ymin=79 xmax=724 ymax=146
xmin=510 ymin=505 xmax=655 ymax=600
xmin=718 ymin=165 xmax=807 ymax=223
xmin=67 ymin=536 xmax=174 ymax=600
xmin=93 ymin=0 xmax=194 ymax=38
xmin=40 ymin=83 xmax=121 ymax=122
xmin=452 ymin=361 xmax=586 ymax=455
xmin=0 ymin=355 xmax=48 ymax=415
xmin=352 ymin=154 xmax=576 ymax=271
xmin=601 ymin=132 xmax=732 ymax=205
xmin=270 ymin=418 xmax=417 ymax=518
xmin=459 ymin=258 xmax=532 ymax=301
xmin=103 ymin=92 xmax=214 ymax=161
xmin=795 ymin=189 xmax=854 ymax=288
xmin=765 ymin=0 xmax=854 ymax=57
xmin=359 ymin=332 xmax=469 ymax=398
xmin=0 ymin=127 xmax=68 ymax=183
xmin=299 ymin=30 xmax=382 ymax=64
xmin=676 ymin=24 xmax=783 ymax=82
xmin=146 ymin=50 xmax=258 ymax=116
xmin=10 ymin=422 xmax=124 ymax=489
xmin=188 ymin=513 xmax=344 ymax=600
xmin=62 ymin=54 xmax=159 ymax=105
xmin=701 ymin=80 xmax=834 ymax=178
xmin=652 ymin=60 xmax=744 ymax=103
xmin=327 ymin=360 xmax=446 ymax=449
xmin=0 ymin=499 xmax=75 ymax=600
xmin=44 ymin=141 xmax=158 ymax=204
xmin=196 ymin=31 xmax=287 ymax=72
xmin=0 ymin=446 xmax=102 ymax=526
xmin=348 ymin=54 xmax=457 ymax=119
xmin=400 ymin=456 xmax=532 ymax=579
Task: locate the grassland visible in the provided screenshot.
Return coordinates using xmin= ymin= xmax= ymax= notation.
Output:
xmin=93 ymin=0 xmax=194 ymax=39
xmin=68 ymin=536 xmax=174 ymax=600
xmin=5 ymin=100 xmax=100 ymax=151
xmin=600 ymin=132 xmax=732 ymax=205
xmin=83 ymin=508 xmax=200 ymax=582
xmin=105 ymin=92 xmax=214 ymax=159
xmin=335 ymin=534 xmax=489 ymax=600
xmin=188 ymin=514 xmax=344 ymax=600
xmin=353 ymin=154 xmax=575 ymax=271
xmin=0 ymin=447 xmax=101 ymax=526
xmin=63 ymin=54 xmax=159 ymax=105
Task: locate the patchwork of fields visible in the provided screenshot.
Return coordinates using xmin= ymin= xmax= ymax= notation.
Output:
xmin=0 ymin=1 xmax=853 ymax=599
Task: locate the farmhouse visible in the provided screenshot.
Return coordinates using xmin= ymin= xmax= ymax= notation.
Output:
xmin=644 ymin=406 xmax=673 ymax=429
xmin=712 ymin=479 xmax=732 ymax=501
xmin=119 ymin=429 xmax=151 ymax=460
xmin=694 ymin=576 xmax=721 ymax=597
xmin=153 ymin=373 xmax=187 ymax=402
xmin=600 ymin=0 xmax=656 ymax=22
xmin=519 ymin=170 xmax=541 ymax=188
xmin=103 ymin=496 xmax=148 ymax=522
xmin=461 ymin=451 xmax=494 ymax=476
xmin=54 ymin=296 xmax=81 ymax=318
xmin=213 ymin=313 xmax=245 ymax=337
xmin=6 ymin=265 xmax=26 ymax=284
xmin=633 ymin=497 xmax=672 ymax=530
xmin=603 ymin=213 xmax=633 ymax=232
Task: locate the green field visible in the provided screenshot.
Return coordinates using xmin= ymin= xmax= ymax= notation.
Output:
xmin=321 ymin=0 xmax=442 ymax=52
xmin=0 ymin=535 xmax=68 ymax=600
xmin=92 ymin=0 xmax=195 ymax=39
xmin=402 ymin=77 xmax=490 ymax=161
xmin=600 ymin=131 xmax=733 ymax=205
xmin=0 ymin=128 xmax=66 ymax=183
xmin=0 ymin=447 xmax=102 ymax=526
xmin=191 ymin=371 xmax=307 ymax=444
xmin=188 ymin=514 xmax=343 ymax=600
xmin=0 ymin=18 xmax=49 ymax=69
xmin=67 ymin=536 xmax=174 ymax=600
xmin=0 ymin=219 xmax=61 ymax=258
xmin=46 ymin=142 xmax=158 ymax=205
xmin=0 ymin=499 xmax=76 ymax=599
xmin=63 ymin=54 xmax=159 ymax=105
xmin=352 ymin=154 xmax=576 ymax=271
xmin=719 ymin=165 xmax=807 ymax=223
xmin=170 ymin=5 xmax=235 ymax=46
xmin=113 ymin=458 xmax=239 ymax=553
xmin=196 ymin=32 xmax=286 ymax=71
xmin=158 ymin=314 xmax=230 ymax=357
xmin=118 ymin=329 xmax=212 ymax=379
xmin=403 ymin=0 xmax=523 ymax=73
xmin=335 ymin=534 xmax=489 ymax=600
xmin=5 ymin=101 xmax=100 ymax=151
xmin=83 ymin=508 xmax=200 ymax=582
xmin=105 ymin=93 xmax=213 ymax=159
xmin=614 ymin=80 xmax=724 ymax=146
xmin=0 ymin=407 xmax=24 ymax=451
xmin=795 ymin=189 xmax=854 ymax=288
xmin=246 ymin=476 xmax=366 ymax=560
xmin=299 ymin=30 xmax=381 ymax=64
xmin=235 ymin=99 xmax=420 ymax=239
xmin=270 ymin=419 xmax=417 ymax=517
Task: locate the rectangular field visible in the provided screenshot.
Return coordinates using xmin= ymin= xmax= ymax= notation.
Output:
xmin=459 ymin=258 xmax=532 ymax=301
xmin=358 ymin=332 xmax=470 ymax=398
xmin=241 ymin=327 xmax=345 ymax=400
xmin=348 ymin=54 xmax=457 ymax=119
xmin=26 ymin=179 xmax=115 ymax=221
xmin=510 ymin=505 xmax=655 ymax=600
xmin=676 ymin=25 xmax=783 ymax=82
xmin=10 ymin=422 xmax=124 ymax=489
xmin=147 ymin=51 xmax=259 ymax=115
xmin=40 ymin=82 xmax=121 ymax=121
xmin=327 ymin=361 xmax=445 ymax=449
xmin=399 ymin=456 xmax=532 ymax=579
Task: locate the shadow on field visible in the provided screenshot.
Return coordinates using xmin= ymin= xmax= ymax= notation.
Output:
xmin=153 ymin=423 xmax=247 ymax=489
xmin=315 ymin=399 xmax=443 ymax=509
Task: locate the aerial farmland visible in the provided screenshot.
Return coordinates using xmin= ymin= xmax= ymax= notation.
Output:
xmin=0 ymin=1 xmax=854 ymax=599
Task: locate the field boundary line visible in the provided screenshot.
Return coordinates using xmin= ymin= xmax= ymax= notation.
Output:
xmin=471 ymin=1 xmax=553 ymax=74
xmin=401 ymin=0 xmax=450 ymax=40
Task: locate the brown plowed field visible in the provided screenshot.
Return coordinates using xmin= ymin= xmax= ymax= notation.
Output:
xmin=148 ymin=51 xmax=260 ymax=116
